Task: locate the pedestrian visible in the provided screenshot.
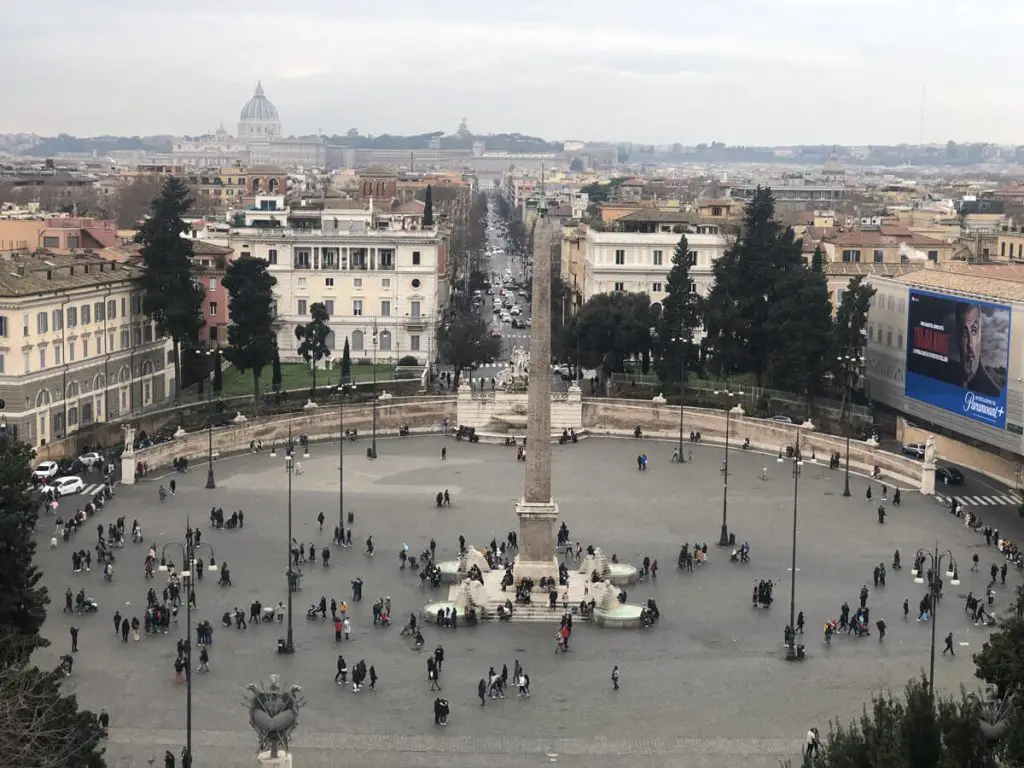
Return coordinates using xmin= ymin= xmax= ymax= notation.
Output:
xmin=441 ymin=446 xmax=447 ymax=461
xmin=1001 ymin=562 xmax=1008 ymax=585
xmin=121 ymin=618 xmax=130 ymax=642
xmin=317 ymin=512 xmax=325 ymax=533
xmin=169 ymin=478 xmax=176 ymax=496
xmin=943 ymin=632 xmax=955 ymax=656
xmin=796 ymin=611 xmax=804 ymax=635
xmin=197 ymin=646 xmax=210 ymax=673
xmin=64 ymin=588 xmax=73 ymax=614
xmin=972 ymin=553 xmax=980 ymax=572
xmin=478 ymin=678 xmax=487 ymax=706
xmin=131 ymin=616 xmax=140 ymax=642
xmin=335 ymin=655 xmax=348 ymax=685
xmin=113 ymin=610 xmax=122 ymax=635
xmin=70 ymin=626 xmax=79 ymax=652
xmin=903 ymin=599 xmax=909 ymax=620
xmin=865 ymin=485 xmax=872 ymax=502
xmin=876 ymin=618 xmax=887 ymax=642
xmin=334 ymin=617 xmax=342 ymax=643
xmin=611 ymin=665 xmax=620 ymax=690
xmin=805 ymin=728 xmax=820 ymax=758
xmin=343 ymin=616 xmax=351 ymax=640
xmin=369 ymin=665 xmax=377 ymax=691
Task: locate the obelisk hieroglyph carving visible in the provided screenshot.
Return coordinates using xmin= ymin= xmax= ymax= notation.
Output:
xmin=515 ymin=183 xmax=560 ymax=581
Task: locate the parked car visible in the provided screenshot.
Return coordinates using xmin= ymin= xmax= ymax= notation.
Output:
xmin=53 ymin=476 xmax=85 ymax=497
xmin=900 ymin=443 xmax=926 ymax=459
xmin=935 ymin=466 xmax=965 ymax=485
xmin=769 ymin=415 xmax=793 ymax=424
xmin=33 ymin=461 xmax=60 ymax=481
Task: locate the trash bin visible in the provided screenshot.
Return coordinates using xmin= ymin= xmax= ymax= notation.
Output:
xmin=729 ymin=532 xmax=736 ymax=546
xmin=347 ymin=511 xmax=354 ymax=525
xmin=366 ymin=447 xmax=377 ymax=459
xmin=277 ymin=638 xmax=287 ymax=654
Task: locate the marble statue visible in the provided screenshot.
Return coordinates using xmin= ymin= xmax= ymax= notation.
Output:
xmin=243 ymin=674 xmax=306 ymax=758
xmin=924 ymin=436 xmax=937 ymax=467
xmin=121 ymin=425 xmax=135 ymax=457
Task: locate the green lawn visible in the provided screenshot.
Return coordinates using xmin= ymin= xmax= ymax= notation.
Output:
xmin=219 ymin=362 xmax=405 ymax=398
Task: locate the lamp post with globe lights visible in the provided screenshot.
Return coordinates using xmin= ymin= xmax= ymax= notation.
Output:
xmin=713 ymin=390 xmax=744 ymax=546
xmin=912 ymin=544 xmax=960 ymax=698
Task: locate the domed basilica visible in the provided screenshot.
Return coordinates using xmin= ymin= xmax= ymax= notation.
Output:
xmin=237 ymin=81 xmax=281 ymax=140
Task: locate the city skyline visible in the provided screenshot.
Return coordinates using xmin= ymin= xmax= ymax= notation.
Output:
xmin=3 ymin=0 xmax=1024 ymax=146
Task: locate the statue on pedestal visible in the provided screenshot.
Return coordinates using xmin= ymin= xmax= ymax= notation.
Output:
xmin=924 ymin=436 xmax=937 ymax=469
xmin=121 ymin=425 xmax=135 ymax=457
xmin=243 ymin=674 xmax=305 ymax=759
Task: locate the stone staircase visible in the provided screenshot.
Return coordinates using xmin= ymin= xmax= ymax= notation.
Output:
xmin=477 ymin=597 xmax=579 ymax=623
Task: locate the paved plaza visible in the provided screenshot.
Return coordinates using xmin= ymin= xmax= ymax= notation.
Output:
xmin=35 ymin=435 xmax=1023 ymax=768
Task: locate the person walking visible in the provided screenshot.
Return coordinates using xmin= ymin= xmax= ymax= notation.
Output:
xmin=943 ymin=632 xmax=955 ymax=656
xmin=197 ymin=646 xmax=210 ymax=673
xmin=611 ymin=665 xmax=620 ymax=690
xmin=335 ymin=655 xmax=348 ymax=685
xmin=796 ymin=611 xmax=805 ymax=635
xmin=478 ymin=678 xmax=487 ymax=706
xmin=334 ymin=617 xmax=342 ymax=643
xmin=343 ymin=616 xmax=352 ymax=640
xmin=120 ymin=618 xmax=130 ymax=643
xmin=369 ymin=665 xmax=377 ymax=691
xmin=131 ymin=616 xmax=141 ymax=642
xmin=805 ymin=728 xmax=820 ymax=758
xmin=113 ymin=610 xmax=122 ymax=635
xmin=441 ymin=446 xmax=447 ymax=461
xmin=70 ymin=626 xmax=79 ymax=652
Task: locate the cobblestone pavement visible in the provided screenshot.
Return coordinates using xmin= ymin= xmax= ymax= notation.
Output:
xmin=36 ymin=436 xmax=1021 ymax=767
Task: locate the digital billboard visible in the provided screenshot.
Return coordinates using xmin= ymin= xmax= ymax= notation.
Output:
xmin=904 ymin=289 xmax=1011 ymax=429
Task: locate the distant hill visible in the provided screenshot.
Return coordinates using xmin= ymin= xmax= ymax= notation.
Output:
xmin=323 ymin=131 xmax=561 ymax=153
xmin=20 ymin=134 xmax=173 ymax=157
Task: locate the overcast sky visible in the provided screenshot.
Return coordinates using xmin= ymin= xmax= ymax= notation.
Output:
xmin=2 ymin=0 xmax=1020 ymax=145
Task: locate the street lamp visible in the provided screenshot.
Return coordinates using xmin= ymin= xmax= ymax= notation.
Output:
xmin=370 ymin=323 xmax=378 ymax=459
xmin=713 ymin=390 xmax=744 ymax=546
xmin=160 ymin=519 xmax=216 ymax=767
xmin=671 ymin=331 xmax=690 ymax=463
xmin=192 ymin=348 xmax=216 ymax=490
xmin=912 ymin=544 xmax=959 ymax=698
xmin=777 ymin=445 xmax=804 ymax=661
xmin=335 ymin=383 xmax=349 ymax=540
xmin=271 ymin=429 xmax=298 ymax=654
xmin=842 ymin=435 xmax=852 ymax=497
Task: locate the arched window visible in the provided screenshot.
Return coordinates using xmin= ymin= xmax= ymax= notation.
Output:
xmin=351 ymin=330 xmax=364 ymax=352
xmin=35 ymin=388 xmax=52 ymax=408
xmin=252 ymin=178 xmax=262 ymax=194
xmin=268 ymin=178 xmax=279 ymax=194
xmin=117 ymin=365 xmax=131 ymax=384
xmin=93 ymin=373 xmax=106 ymax=391
xmin=66 ymin=381 xmax=80 ymax=399
xmin=325 ymin=329 xmax=336 ymax=351
xmin=379 ymin=329 xmax=392 ymax=352
xmin=141 ymin=359 xmax=155 ymax=376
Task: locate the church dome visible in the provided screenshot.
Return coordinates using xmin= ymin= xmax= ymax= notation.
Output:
xmin=240 ymin=81 xmax=279 ymax=122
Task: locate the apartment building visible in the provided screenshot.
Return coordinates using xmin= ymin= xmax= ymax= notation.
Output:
xmin=225 ymin=205 xmax=443 ymax=364
xmin=0 ymin=253 xmax=173 ymax=447
xmin=582 ymin=210 xmax=729 ymax=332
xmin=822 ymin=227 xmax=954 ymax=265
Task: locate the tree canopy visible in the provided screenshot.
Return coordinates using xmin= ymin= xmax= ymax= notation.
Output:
xmin=222 ymin=256 xmax=278 ymax=400
xmin=439 ymin=311 xmax=501 ymax=388
xmin=423 ymin=184 xmax=434 ymax=227
xmin=834 ymin=275 xmax=877 ymax=422
xmin=134 ymin=176 xmax=205 ymax=398
xmin=654 ymin=234 xmax=701 ymax=384
xmin=295 ymin=302 xmax=332 ymax=397
xmin=565 ymin=292 xmax=656 ymax=375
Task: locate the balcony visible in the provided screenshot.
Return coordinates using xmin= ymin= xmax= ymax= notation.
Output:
xmin=378 ymin=262 xmax=395 ymax=271
xmin=404 ymin=315 xmax=431 ymax=330
xmin=293 ymin=259 xmax=311 ymax=270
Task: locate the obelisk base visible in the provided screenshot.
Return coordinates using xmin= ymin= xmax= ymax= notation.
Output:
xmin=514 ymin=498 xmax=560 ymax=583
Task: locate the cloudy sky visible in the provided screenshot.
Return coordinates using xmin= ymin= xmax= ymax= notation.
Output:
xmin=2 ymin=0 xmax=1020 ymax=145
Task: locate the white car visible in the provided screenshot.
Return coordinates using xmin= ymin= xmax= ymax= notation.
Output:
xmin=501 ymin=314 xmax=512 ymax=324
xmin=33 ymin=461 xmax=60 ymax=481
xmin=78 ymin=452 xmax=103 ymax=468
xmin=53 ymin=476 xmax=85 ymax=497
xmin=510 ymin=306 xmax=521 ymax=316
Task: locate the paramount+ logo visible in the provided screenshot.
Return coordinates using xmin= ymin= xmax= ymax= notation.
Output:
xmin=963 ymin=391 xmax=1005 ymax=422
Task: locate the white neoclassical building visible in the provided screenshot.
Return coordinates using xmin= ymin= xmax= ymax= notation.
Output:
xmin=225 ymin=200 xmax=443 ymax=365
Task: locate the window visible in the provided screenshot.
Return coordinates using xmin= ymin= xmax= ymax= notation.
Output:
xmin=897 ymin=333 xmax=904 ymax=350
xmin=887 ymin=296 xmax=894 ymax=311
xmin=68 ymin=341 xmax=76 ymax=362
xmin=54 ymin=346 xmax=62 ymax=365
xmin=22 ymin=314 xmax=28 ymax=335
xmin=689 ymin=283 xmax=698 ymax=293
xmin=0 ymin=353 xmax=4 ymax=373
xmin=133 ymin=327 xmax=142 ymax=346
xmin=120 ymin=330 xmax=129 ymax=348
xmin=121 ymin=297 xmax=127 ymax=317
xmin=381 ymin=301 xmax=391 ymax=317
xmin=208 ymin=278 xmax=217 ymax=291
xmin=867 ymin=324 xmax=873 ymax=341
xmin=1002 ymin=241 xmax=1007 ymax=258
xmin=688 ymin=250 xmax=698 ymax=266
xmin=81 ymin=304 xmax=91 ymax=324
xmin=351 ymin=330 xmax=364 ymax=351
xmin=297 ymin=277 xmax=307 ymax=289
xmin=52 ymin=309 xmax=62 ymax=331
xmin=379 ymin=330 xmax=392 ymax=351
xmin=652 ymin=250 xmax=663 ymax=266
xmin=107 ymin=299 xmax=116 ymax=320
xmin=36 ymin=312 xmax=48 ymax=333
xmin=209 ymin=326 xmax=218 ymax=342
xmin=898 ymin=299 xmax=905 ymax=313
xmin=108 ymin=332 xmax=114 ymax=351
xmin=207 ymin=302 xmax=217 ymax=316
xmin=354 ymin=278 xmax=363 ymax=288
xmin=67 ymin=235 xmax=80 ymax=249
xmin=82 ymin=338 xmax=89 ymax=357
xmin=382 ymin=278 xmax=390 ymax=289
xmin=268 ymin=248 xmax=278 ymax=265
xmin=379 ymin=249 xmax=395 ymax=268
xmin=67 ymin=306 xmax=77 ymax=327
xmin=39 ymin=348 xmax=46 ymax=368
xmin=323 ymin=250 xmax=338 ymax=268
xmin=412 ymin=278 xmax=421 ymax=288
xmin=42 ymin=236 xmax=59 ymax=248
xmin=614 ymin=282 xmax=625 ymax=292
xmin=928 ymin=250 xmax=939 ymax=262
xmin=0 ymin=316 xmax=6 ymax=337
xmin=886 ymin=330 xmax=892 ymax=347
xmin=842 ymin=249 xmax=861 ymax=263
xmin=652 ymin=282 xmax=663 ymax=292
xmin=324 ymin=300 xmax=334 ymax=315
xmin=614 ymin=250 xmax=625 ymax=265
xmin=836 ymin=289 xmax=845 ymax=305
xmin=95 ymin=302 xmax=105 ymax=321
xmin=412 ymin=251 xmax=421 ymax=265
xmin=411 ymin=300 xmax=421 ymax=318
xmin=352 ymin=300 xmax=363 ymax=316
xmin=411 ymin=335 xmax=421 ymax=351
xmin=143 ymin=325 xmax=152 ymax=343
xmin=295 ymin=250 xmax=311 ymax=268
xmin=873 ymin=249 xmax=884 ymax=263
xmin=131 ymin=295 xmax=142 ymax=314
xmin=297 ymin=300 xmax=307 ymax=316
xmin=325 ymin=277 xmax=335 ymax=287
xmin=22 ymin=351 xmax=29 ymax=372
xmin=68 ymin=407 xmax=78 ymax=427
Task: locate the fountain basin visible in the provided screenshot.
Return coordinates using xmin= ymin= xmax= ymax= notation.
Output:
xmin=422 ymin=600 xmax=456 ymax=622
xmin=594 ymin=603 xmax=646 ymax=628
xmin=607 ymin=563 xmax=640 ymax=586
xmin=436 ymin=560 xmax=461 ymax=584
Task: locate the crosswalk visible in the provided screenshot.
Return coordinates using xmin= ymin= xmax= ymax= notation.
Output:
xmin=937 ymin=492 xmax=1021 ymax=507
xmin=80 ymin=482 xmax=113 ymax=496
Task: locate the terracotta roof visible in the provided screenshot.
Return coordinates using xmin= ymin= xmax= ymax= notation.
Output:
xmin=392 ymin=199 xmax=425 ymax=214
xmin=360 ymin=165 xmax=398 ymax=177
xmin=0 ymin=253 xmax=140 ymax=297
xmin=826 ymin=229 xmax=946 ymax=248
xmin=893 ymin=263 xmax=1024 ymax=303
xmin=824 ymin=263 xmax=922 ymax=278
xmin=549 ymin=203 xmax=574 ymax=218
xmin=616 ymin=208 xmax=694 ymax=224
xmin=190 ymin=241 xmax=233 ymax=256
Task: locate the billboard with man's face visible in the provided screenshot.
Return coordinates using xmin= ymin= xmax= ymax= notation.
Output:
xmin=904 ymin=290 xmax=1011 ymax=428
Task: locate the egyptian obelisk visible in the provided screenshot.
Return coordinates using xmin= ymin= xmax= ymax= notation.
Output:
xmin=514 ymin=180 xmax=560 ymax=582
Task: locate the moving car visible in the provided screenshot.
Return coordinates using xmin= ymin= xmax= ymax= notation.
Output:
xmin=935 ymin=466 xmax=965 ymax=485
xmin=78 ymin=452 xmax=104 ymax=468
xmin=769 ymin=415 xmax=793 ymax=424
xmin=510 ymin=306 xmax=521 ymax=316
xmin=53 ymin=476 xmax=85 ymax=497
xmin=900 ymin=443 xmax=926 ymax=459
xmin=33 ymin=461 xmax=60 ymax=481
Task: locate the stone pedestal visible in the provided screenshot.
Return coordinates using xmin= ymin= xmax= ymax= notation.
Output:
xmin=256 ymin=750 xmax=292 ymax=767
xmin=514 ymin=498 xmax=560 ymax=582
xmin=120 ymin=455 xmax=135 ymax=485
xmin=921 ymin=462 xmax=936 ymax=496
